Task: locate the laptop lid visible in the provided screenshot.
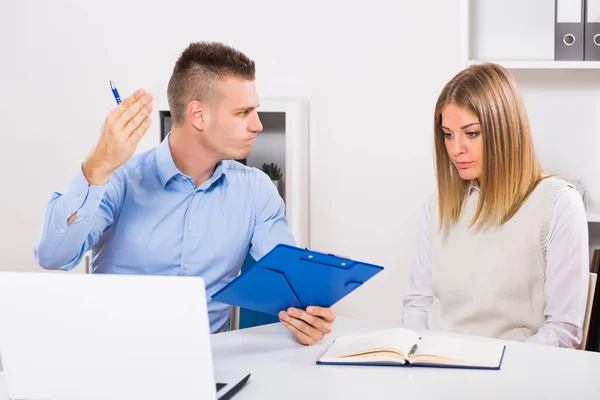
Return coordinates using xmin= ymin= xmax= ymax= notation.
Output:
xmin=0 ymin=272 xmax=218 ymax=400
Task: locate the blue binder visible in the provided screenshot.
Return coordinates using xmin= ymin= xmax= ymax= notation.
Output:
xmin=211 ymin=244 xmax=384 ymax=315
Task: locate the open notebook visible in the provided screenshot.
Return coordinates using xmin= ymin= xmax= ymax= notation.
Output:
xmin=317 ymin=328 xmax=506 ymax=370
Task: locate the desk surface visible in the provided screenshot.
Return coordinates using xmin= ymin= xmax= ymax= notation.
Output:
xmin=2 ymin=317 xmax=600 ymax=399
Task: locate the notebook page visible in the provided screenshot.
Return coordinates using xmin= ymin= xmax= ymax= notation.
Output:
xmin=319 ymin=353 xmax=408 ymax=365
xmin=412 ymin=335 xmax=504 ymax=367
xmin=321 ymin=328 xmax=420 ymax=359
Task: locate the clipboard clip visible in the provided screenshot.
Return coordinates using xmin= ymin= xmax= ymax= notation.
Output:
xmin=305 ymin=248 xmax=352 ymax=259
xmin=304 ymin=248 xmax=353 ymax=268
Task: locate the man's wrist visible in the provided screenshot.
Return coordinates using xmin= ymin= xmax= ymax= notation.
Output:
xmin=82 ymin=158 xmax=113 ymax=186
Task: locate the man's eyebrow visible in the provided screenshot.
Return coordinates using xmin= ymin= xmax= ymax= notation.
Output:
xmin=234 ymin=104 xmax=260 ymax=112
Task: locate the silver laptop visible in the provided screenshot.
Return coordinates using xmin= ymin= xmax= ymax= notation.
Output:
xmin=0 ymin=272 xmax=250 ymax=400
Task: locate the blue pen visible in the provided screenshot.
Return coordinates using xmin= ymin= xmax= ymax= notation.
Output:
xmin=109 ymin=80 xmax=122 ymax=105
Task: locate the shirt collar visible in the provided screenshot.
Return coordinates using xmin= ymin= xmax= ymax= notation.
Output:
xmin=199 ymin=161 xmax=229 ymax=191
xmin=467 ymin=179 xmax=480 ymax=197
xmin=155 ymin=133 xmax=180 ymax=188
xmin=155 ymin=133 xmax=229 ymax=190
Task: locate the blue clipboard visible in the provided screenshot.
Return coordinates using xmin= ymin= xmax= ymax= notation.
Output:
xmin=211 ymin=244 xmax=384 ymax=315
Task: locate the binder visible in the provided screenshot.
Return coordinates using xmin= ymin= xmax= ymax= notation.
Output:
xmin=585 ymin=0 xmax=600 ymax=60
xmin=555 ymin=0 xmax=585 ymax=61
xmin=211 ymin=244 xmax=384 ymax=315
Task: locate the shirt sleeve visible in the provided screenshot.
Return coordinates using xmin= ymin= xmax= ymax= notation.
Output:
xmin=402 ymin=198 xmax=433 ymax=330
xmin=525 ymin=186 xmax=589 ymax=348
xmin=249 ymin=171 xmax=296 ymax=260
xmin=34 ymin=165 xmax=123 ymax=270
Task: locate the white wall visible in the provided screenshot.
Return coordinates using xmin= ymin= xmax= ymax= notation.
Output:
xmin=0 ymin=0 xmax=464 ymax=324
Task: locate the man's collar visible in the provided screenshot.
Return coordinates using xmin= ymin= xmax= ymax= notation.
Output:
xmin=155 ymin=133 xmax=229 ymax=189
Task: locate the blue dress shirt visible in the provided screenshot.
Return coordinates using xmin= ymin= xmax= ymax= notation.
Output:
xmin=34 ymin=136 xmax=296 ymax=332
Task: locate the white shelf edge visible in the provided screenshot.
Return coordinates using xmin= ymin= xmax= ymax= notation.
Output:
xmin=253 ymin=97 xmax=310 ymax=248
xmin=467 ymin=60 xmax=600 ymax=70
xmin=588 ymin=212 xmax=600 ymax=223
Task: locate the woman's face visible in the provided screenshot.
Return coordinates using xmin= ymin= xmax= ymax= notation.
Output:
xmin=441 ymin=103 xmax=483 ymax=181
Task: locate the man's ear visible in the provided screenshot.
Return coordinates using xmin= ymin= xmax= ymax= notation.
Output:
xmin=188 ymin=101 xmax=207 ymax=131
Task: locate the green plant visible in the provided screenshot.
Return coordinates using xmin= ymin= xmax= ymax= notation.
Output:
xmin=261 ymin=162 xmax=283 ymax=180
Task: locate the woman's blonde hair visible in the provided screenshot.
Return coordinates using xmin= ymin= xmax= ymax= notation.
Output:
xmin=433 ymin=63 xmax=544 ymax=228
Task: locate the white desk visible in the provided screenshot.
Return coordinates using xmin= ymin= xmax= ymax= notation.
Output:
xmin=2 ymin=317 xmax=600 ymax=399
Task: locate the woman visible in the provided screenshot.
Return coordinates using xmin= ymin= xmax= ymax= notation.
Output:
xmin=402 ymin=63 xmax=589 ymax=348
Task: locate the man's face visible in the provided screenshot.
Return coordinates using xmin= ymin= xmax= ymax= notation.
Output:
xmin=202 ymin=78 xmax=263 ymax=161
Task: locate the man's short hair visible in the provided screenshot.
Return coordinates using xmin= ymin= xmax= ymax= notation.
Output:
xmin=167 ymin=42 xmax=256 ymax=123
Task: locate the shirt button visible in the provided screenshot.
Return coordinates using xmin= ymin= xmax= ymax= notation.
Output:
xmin=187 ymin=225 xmax=192 ymax=231
xmin=77 ymin=195 xmax=83 ymax=202
xmin=184 ymin=263 xmax=190 ymax=269
xmin=59 ymin=229 xmax=65 ymax=234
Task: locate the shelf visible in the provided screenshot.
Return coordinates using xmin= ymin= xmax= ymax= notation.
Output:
xmin=467 ymin=60 xmax=600 ymax=70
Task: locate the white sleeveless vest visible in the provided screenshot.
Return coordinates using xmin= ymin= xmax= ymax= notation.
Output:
xmin=428 ymin=177 xmax=567 ymax=341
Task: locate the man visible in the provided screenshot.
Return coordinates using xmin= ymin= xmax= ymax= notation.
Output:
xmin=34 ymin=41 xmax=334 ymax=345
